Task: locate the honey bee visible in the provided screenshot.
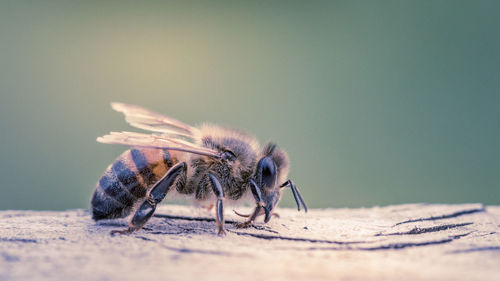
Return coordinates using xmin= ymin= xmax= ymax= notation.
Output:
xmin=91 ymin=103 xmax=307 ymax=236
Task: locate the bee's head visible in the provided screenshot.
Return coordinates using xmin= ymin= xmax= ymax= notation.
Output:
xmin=253 ymin=143 xmax=290 ymax=222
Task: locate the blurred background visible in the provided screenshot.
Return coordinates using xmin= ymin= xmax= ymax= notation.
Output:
xmin=0 ymin=1 xmax=498 ymax=210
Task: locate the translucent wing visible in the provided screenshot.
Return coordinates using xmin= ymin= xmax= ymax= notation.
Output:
xmin=97 ymin=131 xmax=220 ymax=158
xmin=111 ymin=102 xmax=198 ymax=138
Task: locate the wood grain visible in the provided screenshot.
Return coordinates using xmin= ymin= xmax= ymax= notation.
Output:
xmin=0 ymin=204 xmax=498 ymax=281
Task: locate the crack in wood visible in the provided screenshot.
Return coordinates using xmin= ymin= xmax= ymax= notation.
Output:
xmin=448 ymin=246 xmax=500 ymax=254
xmin=304 ymin=232 xmax=472 ymax=251
xmin=153 ymin=213 xmax=280 ymax=234
xmin=96 ymin=222 xmax=128 ymax=227
xmin=394 ymin=208 xmax=485 ymax=226
xmin=145 ymin=231 xmax=186 ymax=235
xmin=227 ymin=230 xmax=364 ymax=245
xmin=448 ymin=232 xmax=472 ymax=239
xmin=0 ymin=238 xmax=38 ymax=243
xmin=376 ymin=222 xmax=473 ymax=236
xmin=237 ymin=225 xmax=280 ymax=234
xmin=367 ymin=231 xmax=471 ymax=250
xmin=448 ymin=231 xmax=474 ymax=239
xmin=135 ymin=235 xmax=155 ymax=241
xmin=361 ymin=238 xmax=454 ymax=250
xmin=303 ymin=238 xmax=455 ymax=251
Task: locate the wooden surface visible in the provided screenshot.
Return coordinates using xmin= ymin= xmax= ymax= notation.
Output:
xmin=0 ymin=203 xmax=499 ymax=281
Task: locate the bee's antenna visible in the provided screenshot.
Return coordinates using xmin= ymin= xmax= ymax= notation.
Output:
xmin=233 ymin=210 xmax=251 ymax=217
xmin=263 ymin=143 xmax=277 ymax=156
xmin=280 ymin=180 xmax=308 ymax=212
xmin=294 ymin=185 xmax=308 ymax=212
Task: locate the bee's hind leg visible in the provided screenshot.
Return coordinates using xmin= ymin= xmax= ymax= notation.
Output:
xmin=111 ymin=162 xmax=187 ymax=236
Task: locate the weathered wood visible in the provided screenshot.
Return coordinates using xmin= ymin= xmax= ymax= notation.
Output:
xmin=0 ymin=204 xmax=499 ymax=281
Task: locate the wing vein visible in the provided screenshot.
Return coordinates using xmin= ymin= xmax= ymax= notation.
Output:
xmin=97 ymin=131 xmax=220 ymax=158
xmin=111 ymin=102 xmax=199 ymax=136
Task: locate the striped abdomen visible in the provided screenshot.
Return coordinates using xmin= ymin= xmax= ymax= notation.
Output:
xmin=91 ymin=148 xmax=176 ymax=220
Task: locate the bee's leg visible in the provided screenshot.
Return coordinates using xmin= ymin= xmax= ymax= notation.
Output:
xmin=208 ymin=174 xmax=226 ymax=237
xmin=111 ymin=162 xmax=187 ymax=235
xmin=236 ymin=207 xmax=263 ymax=229
xmin=236 ymin=179 xmax=265 ymax=229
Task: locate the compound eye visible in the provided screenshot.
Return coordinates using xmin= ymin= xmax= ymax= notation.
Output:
xmin=221 ymin=150 xmax=236 ymax=161
xmin=258 ymin=156 xmax=277 ymax=188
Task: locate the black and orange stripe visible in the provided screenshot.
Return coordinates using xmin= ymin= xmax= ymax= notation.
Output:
xmin=91 ymin=148 xmax=177 ymax=220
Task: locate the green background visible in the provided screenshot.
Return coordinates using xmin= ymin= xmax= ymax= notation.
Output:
xmin=0 ymin=1 xmax=498 ymax=210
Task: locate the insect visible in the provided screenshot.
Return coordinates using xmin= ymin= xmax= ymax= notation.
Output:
xmin=91 ymin=103 xmax=307 ymax=236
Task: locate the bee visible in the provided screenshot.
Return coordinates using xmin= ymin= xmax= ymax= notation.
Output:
xmin=91 ymin=103 xmax=307 ymax=236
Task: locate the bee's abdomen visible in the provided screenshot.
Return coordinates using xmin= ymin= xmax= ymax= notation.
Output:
xmin=91 ymin=148 xmax=175 ymax=220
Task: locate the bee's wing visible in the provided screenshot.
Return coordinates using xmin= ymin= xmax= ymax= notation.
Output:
xmin=97 ymin=131 xmax=220 ymax=158
xmin=111 ymin=102 xmax=198 ymax=138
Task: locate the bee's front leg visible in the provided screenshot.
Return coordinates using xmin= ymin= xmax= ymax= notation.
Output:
xmin=236 ymin=179 xmax=265 ymax=229
xmin=208 ymin=174 xmax=226 ymax=236
xmin=111 ymin=162 xmax=187 ymax=236
xmin=236 ymin=206 xmax=264 ymax=229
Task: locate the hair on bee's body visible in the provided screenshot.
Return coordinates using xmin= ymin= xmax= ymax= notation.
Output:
xmin=91 ymin=103 xmax=307 ymax=236
xmin=187 ymin=125 xmax=260 ymax=200
xmin=92 ymin=125 xmax=263 ymax=218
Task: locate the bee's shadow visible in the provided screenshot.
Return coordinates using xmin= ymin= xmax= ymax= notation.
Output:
xmin=148 ymin=215 xmax=279 ymax=236
xmin=94 ymin=214 xmax=279 ymax=236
